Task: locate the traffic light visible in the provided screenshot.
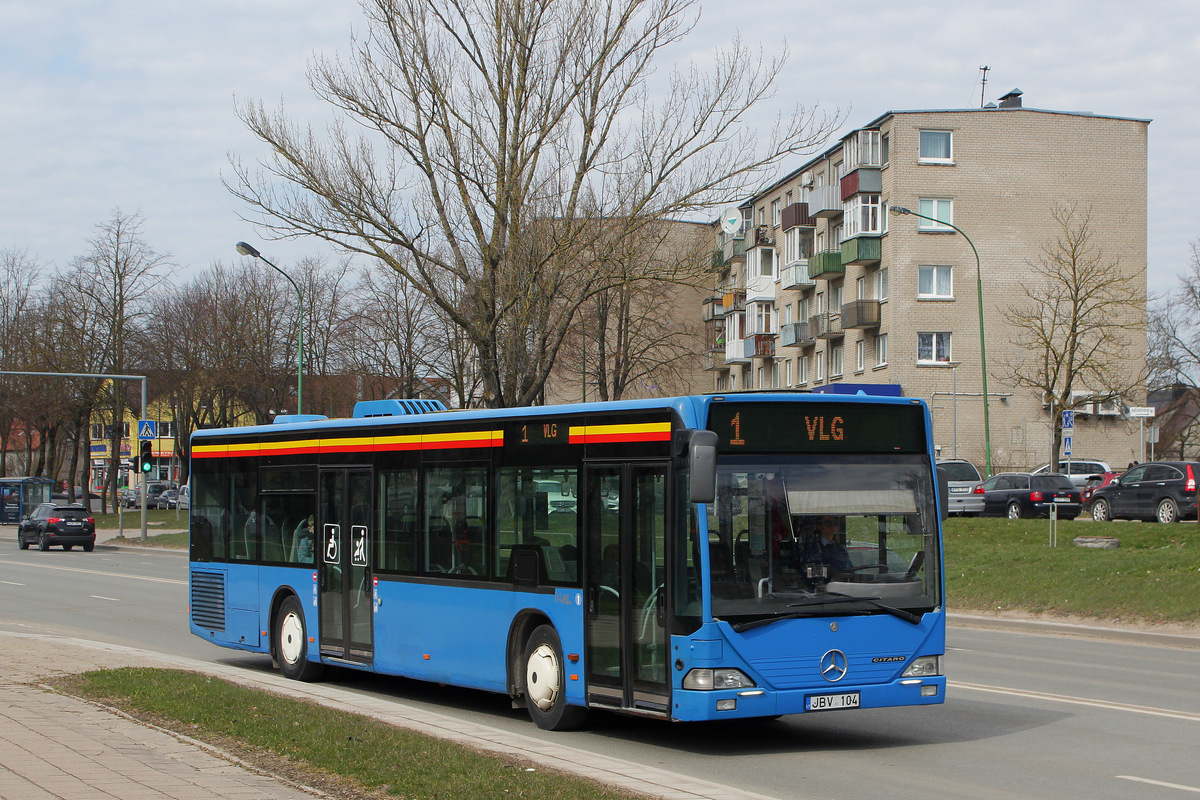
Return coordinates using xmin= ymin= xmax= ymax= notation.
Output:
xmin=140 ymin=441 xmax=154 ymax=474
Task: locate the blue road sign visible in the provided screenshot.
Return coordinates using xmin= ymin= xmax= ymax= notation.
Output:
xmin=138 ymin=420 xmax=157 ymax=440
xmin=1062 ymin=410 xmax=1074 ymax=429
xmin=1063 ymin=435 xmax=1072 ymax=456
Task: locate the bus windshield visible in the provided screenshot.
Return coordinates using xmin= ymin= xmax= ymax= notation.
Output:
xmin=705 ymin=454 xmax=940 ymax=623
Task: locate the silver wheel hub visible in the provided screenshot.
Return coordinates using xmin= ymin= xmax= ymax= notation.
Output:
xmin=526 ymin=643 xmax=561 ymax=711
xmin=279 ymin=612 xmax=305 ymax=666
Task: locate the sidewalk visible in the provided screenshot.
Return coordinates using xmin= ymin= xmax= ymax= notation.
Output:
xmin=0 ymin=632 xmax=779 ymax=800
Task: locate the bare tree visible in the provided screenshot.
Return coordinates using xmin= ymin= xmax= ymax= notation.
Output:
xmin=1002 ymin=203 xmax=1145 ymax=471
xmin=227 ymin=0 xmax=840 ymax=406
xmin=0 ymin=249 xmax=42 ymax=476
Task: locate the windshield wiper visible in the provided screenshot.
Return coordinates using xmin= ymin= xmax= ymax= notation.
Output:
xmin=813 ymin=591 xmax=924 ymax=625
xmin=725 ymin=612 xmax=807 ymax=632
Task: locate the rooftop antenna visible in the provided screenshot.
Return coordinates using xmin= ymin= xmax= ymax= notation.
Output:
xmin=979 ymin=65 xmax=990 ymax=108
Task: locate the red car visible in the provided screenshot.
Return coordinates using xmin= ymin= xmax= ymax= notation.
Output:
xmin=1081 ymin=472 xmax=1122 ymax=512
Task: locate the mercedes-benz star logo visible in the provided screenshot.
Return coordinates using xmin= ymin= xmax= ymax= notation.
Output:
xmin=820 ymin=649 xmax=848 ymax=682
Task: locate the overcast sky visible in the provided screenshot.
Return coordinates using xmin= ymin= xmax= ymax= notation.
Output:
xmin=2 ymin=0 xmax=1196 ymax=297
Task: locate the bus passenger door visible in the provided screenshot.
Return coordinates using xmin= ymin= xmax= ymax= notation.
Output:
xmin=318 ymin=468 xmax=374 ymax=665
xmin=584 ymin=463 xmax=671 ymax=715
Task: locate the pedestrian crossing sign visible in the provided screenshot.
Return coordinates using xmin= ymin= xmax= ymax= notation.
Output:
xmin=138 ymin=420 xmax=157 ymax=440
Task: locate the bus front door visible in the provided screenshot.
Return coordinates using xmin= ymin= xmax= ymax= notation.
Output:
xmin=318 ymin=468 xmax=374 ymax=665
xmin=584 ymin=463 xmax=671 ymax=715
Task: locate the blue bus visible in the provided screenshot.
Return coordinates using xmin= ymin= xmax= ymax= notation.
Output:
xmin=188 ymin=393 xmax=946 ymax=729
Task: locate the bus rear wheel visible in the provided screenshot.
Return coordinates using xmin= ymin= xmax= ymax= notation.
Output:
xmin=523 ymin=625 xmax=587 ymax=731
xmin=275 ymin=595 xmax=324 ymax=682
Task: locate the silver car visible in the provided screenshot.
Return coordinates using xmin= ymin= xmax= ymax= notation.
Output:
xmin=1030 ymin=459 xmax=1111 ymax=488
xmin=937 ymin=459 xmax=984 ymax=515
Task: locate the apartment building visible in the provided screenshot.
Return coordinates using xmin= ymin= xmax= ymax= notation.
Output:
xmin=703 ymin=90 xmax=1149 ymax=472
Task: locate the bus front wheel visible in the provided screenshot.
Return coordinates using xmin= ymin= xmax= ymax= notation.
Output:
xmin=522 ymin=625 xmax=587 ymax=731
xmin=275 ymin=596 xmax=324 ymax=682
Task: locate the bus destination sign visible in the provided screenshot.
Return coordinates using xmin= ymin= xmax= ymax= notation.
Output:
xmin=707 ymin=401 xmax=926 ymax=453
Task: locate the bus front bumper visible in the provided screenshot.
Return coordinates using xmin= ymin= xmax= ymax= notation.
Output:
xmin=670 ymin=676 xmax=946 ymax=721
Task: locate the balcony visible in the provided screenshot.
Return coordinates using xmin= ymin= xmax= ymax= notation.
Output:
xmin=713 ymin=236 xmax=746 ymax=271
xmin=721 ymin=292 xmax=746 ymax=315
xmin=808 ymin=250 xmax=844 ymax=280
xmin=725 ymin=338 xmax=751 ymax=365
xmin=839 ymin=167 xmax=883 ymax=201
xmin=751 ymin=226 xmax=776 ymax=248
xmin=841 ymin=299 xmax=881 ymax=329
xmin=780 ymin=262 xmax=814 ymax=290
xmin=781 ymin=203 xmax=816 ymax=229
xmin=808 ymin=184 xmax=842 ymax=218
xmin=811 ymin=312 xmax=844 ymax=339
xmin=743 ymin=333 xmax=776 ymax=360
xmin=701 ymin=296 xmax=723 ymax=321
xmin=841 ymin=235 xmax=881 ymax=266
xmin=779 ymin=321 xmax=815 ymax=348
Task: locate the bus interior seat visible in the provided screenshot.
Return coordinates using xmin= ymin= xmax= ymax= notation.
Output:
xmin=261 ymin=518 xmax=284 ymax=563
xmin=708 ymin=541 xmax=744 ymax=597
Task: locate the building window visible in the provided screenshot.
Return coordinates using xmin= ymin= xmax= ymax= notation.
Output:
xmin=771 ymin=199 xmax=781 ymax=227
xmin=917 ymin=332 xmax=952 ymax=364
xmin=830 ymin=345 xmax=843 ymax=378
xmin=844 ymin=194 xmax=881 ymax=238
xmin=771 ymin=360 xmax=781 ymax=388
xmin=856 ymin=276 xmax=866 ymax=300
xmin=751 ymin=302 xmax=774 ymax=334
xmin=757 ymin=206 xmax=765 ymax=226
xmin=856 ymin=340 xmax=865 ymax=372
xmin=830 ymin=283 xmax=843 ymax=312
xmin=917 ymin=198 xmax=954 ymax=231
xmin=798 ymin=355 xmax=808 ymax=384
xmin=918 ymin=265 xmax=953 ymax=298
xmin=816 ymin=351 xmax=825 ymax=382
xmin=881 ymin=132 xmax=889 ymax=166
xmin=751 ymin=246 xmax=774 ymax=278
xmin=785 ymin=359 xmax=792 ymax=387
xmin=784 ymin=227 xmax=812 ymax=264
xmin=919 ymin=130 xmax=953 ymax=163
xmin=874 ymin=267 xmax=889 ymax=301
xmin=846 ymin=129 xmax=881 ymax=170
xmin=876 ymin=333 xmax=888 ymax=366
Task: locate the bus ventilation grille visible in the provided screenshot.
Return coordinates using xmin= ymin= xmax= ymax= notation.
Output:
xmin=190 ymin=571 xmax=226 ymax=631
xmin=352 ymin=399 xmax=448 ymax=418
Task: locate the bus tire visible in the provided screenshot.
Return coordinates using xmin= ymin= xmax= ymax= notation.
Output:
xmin=522 ymin=625 xmax=587 ymax=731
xmin=275 ymin=595 xmax=324 ymax=682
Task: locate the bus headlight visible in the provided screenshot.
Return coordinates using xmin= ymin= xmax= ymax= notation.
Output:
xmin=901 ymin=655 xmax=943 ymax=678
xmin=682 ymin=668 xmax=756 ymax=690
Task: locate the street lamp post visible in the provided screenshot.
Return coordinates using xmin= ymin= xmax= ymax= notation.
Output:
xmin=235 ymin=242 xmax=304 ymax=416
xmin=890 ymin=206 xmax=992 ymax=477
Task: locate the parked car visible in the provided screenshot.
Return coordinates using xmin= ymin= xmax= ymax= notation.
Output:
xmin=120 ymin=488 xmax=139 ymax=508
xmin=17 ymin=503 xmax=97 ymax=551
xmin=1029 ymin=459 xmax=1111 ymax=488
xmin=152 ymin=489 xmax=180 ymax=510
xmin=1089 ymin=461 xmax=1200 ymax=523
xmin=177 ymin=484 xmax=190 ymax=510
xmin=1080 ymin=471 xmax=1122 ymax=512
xmin=979 ymin=472 xmax=1082 ymax=520
xmin=937 ymin=459 xmax=984 ymax=516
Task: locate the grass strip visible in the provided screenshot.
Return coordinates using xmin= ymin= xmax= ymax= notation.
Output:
xmin=944 ymin=517 xmax=1200 ymax=623
xmin=57 ymin=668 xmax=642 ymax=800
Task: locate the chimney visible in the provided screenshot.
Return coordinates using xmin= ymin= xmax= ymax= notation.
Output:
xmin=998 ymin=88 xmax=1023 ymax=108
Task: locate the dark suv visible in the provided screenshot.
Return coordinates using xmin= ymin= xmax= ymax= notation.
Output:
xmin=979 ymin=473 xmax=1081 ymax=520
xmin=17 ymin=503 xmax=97 ymax=551
xmin=1088 ymin=461 xmax=1200 ymax=523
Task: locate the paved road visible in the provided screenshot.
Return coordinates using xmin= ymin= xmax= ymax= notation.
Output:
xmin=3 ymin=530 xmax=1200 ymax=799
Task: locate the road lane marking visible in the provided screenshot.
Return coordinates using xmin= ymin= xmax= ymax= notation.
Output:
xmin=90 ymin=595 xmax=122 ymax=602
xmin=0 ymin=580 xmax=25 ymax=586
xmin=0 ymin=559 xmax=185 ymax=586
xmin=952 ymin=681 xmax=1200 ymax=722
xmin=1117 ymin=775 xmax=1200 ymax=793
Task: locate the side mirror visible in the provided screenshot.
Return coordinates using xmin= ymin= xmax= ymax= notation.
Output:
xmin=688 ymin=430 xmax=719 ymax=504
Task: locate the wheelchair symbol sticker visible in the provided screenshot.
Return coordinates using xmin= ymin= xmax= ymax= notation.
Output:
xmin=323 ymin=525 xmax=340 ymax=564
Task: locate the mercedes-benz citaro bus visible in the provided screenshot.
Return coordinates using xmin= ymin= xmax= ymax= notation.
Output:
xmin=188 ymin=392 xmax=946 ymax=730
